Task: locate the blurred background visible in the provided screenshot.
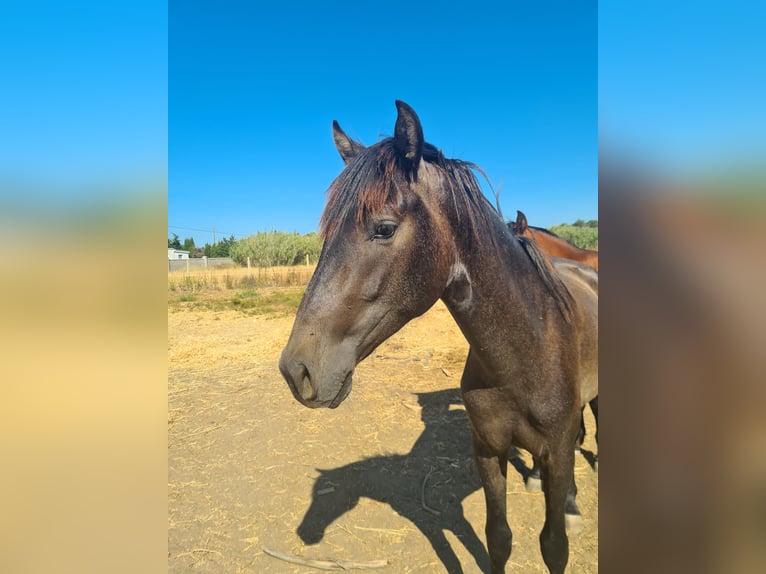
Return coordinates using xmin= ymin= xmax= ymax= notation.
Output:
xmin=599 ymin=2 xmax=765 ymax=573
xmin=0 ymin=1 xmax=167 ymax=573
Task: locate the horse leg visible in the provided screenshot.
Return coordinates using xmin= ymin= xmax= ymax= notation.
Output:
xmin=588 ymin=396 xmax=599 ymax=444
xmin=589 ymin=397 xmax=599 ymax=470
xmin=576 ymin=409 xmax=586 ymax=451
xmin=538 ymin=442 xmax=576 ymax=574
xmin=473 ymin=438 xmax=512 ymax=574
xmin=527 ymin=459 xmax=542 ymax=492
xmin=529 ymin=459 xmax=583 ymax=534
xmin=528 ymin=410 xmax=583 ymax=492
xmin=564 ymin=472 xmax=582 ymax=533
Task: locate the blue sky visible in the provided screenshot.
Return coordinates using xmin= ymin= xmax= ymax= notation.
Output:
xmin=2 ymin=2 xmax=762 ymax=250
xmin=0 ymin=1 xmax=167 ymax=195
xmin=169 ymin=1 xmax=597 ymax=246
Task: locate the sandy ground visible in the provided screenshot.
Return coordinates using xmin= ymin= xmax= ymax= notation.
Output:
xmin=168 ymin=294 xmax=598 ymax=573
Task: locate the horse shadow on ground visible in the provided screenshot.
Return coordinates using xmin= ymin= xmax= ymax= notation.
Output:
xmin=297 ymin=388 xmax=596 ymax=572
xmin=297 ymin=388 xmax=489 ymax=573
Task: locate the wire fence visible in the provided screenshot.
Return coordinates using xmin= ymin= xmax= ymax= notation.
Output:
xmin=168 ymin=262 xmax=316 ymax=291
xmin=167 ymin=257 xmax=234 ymax=272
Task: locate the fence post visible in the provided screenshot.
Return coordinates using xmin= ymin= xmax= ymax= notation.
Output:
xmin=247 ymin=256 xmax=252 ymax=276
xmin=186 ymin=259 xmax=190 ymax=275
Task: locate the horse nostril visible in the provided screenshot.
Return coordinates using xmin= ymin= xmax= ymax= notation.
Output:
xmin=280 ymin=354 xmax=317 ymax=403
xmin=296 ymin=364 xmax=317 ymax=402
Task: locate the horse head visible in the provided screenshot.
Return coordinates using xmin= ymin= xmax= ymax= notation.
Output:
xmin=279 ymin=101 xmax=455 ymax=408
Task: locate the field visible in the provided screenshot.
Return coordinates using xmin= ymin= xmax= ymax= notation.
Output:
xmin=168 ymin=266 xmax=598 ymax=573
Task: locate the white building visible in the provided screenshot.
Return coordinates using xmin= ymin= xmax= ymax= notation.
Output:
xmin=168 ymin=248 xmax=190 ymax=260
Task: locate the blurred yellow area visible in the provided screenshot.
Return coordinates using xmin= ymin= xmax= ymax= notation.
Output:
xmin=0 ymin=193 xmax=167 ymax=574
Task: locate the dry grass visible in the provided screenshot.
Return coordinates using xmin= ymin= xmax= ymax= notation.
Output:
xmin=168 ymin=264 xmax=315 ymax=316
xmin=168 ymin=264 xmax=316 ymax=292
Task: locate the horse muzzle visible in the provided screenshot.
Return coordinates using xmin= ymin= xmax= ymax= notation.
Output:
xmin=279 ymin=352 xmax=354 ymax=409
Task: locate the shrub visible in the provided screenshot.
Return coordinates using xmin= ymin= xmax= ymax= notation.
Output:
xmin=549 ymin=223 xmax=598 ymax=250
xmin=230 ymin=230 xmax=322 ymax=267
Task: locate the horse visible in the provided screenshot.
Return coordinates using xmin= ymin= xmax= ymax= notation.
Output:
xmin=509 ymin=211 xmax=599 ymax=489
xmin=279 ymin=101 xmax=598 ymax=573
xmin=511 ymin=210 xmax=599 ymax=271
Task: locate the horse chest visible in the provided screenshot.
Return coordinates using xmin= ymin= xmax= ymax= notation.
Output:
xmin=461 ymin=387 xmax=522 ymax=454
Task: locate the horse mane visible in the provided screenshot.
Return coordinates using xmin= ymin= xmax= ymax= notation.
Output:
xmin=529 ymin=225 xmax=561 ymax=238
xmin=320 ymin=137 xmax=574 ymax=321
xmin=515 ymin=236 xmax=575 ymax=322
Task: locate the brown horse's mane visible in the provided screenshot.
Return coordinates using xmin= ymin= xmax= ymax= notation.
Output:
xmin=320 ymin=137 xmax=574 ymax=321
xmin=529 ymin=225 xmax=562 ymax=239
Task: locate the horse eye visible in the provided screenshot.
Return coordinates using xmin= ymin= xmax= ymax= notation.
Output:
xmin=372 ymin=222 xmax=397 ymax=240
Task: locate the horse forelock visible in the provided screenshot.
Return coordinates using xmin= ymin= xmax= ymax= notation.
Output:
xmin=320 ymin=140 xmax=404 ymax=239
xmin=319 ymin=139 xmax=498 ymax=244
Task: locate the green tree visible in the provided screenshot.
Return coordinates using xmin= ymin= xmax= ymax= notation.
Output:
xmin=182 ymin=237 xmax=195 ymax=253
xmin=212 ymin=235 xmax=236 ymax=257
xmin=168 ymin=233 xmax=182 ymax=249
xmin=200 ymin=236 xmax=234 ymax=258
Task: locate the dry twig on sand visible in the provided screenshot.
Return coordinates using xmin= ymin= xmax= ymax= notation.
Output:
xmin=262 ymin=547 xmax=388 ymax=570
xmin=421 ymin=466 xmax=441 ymax=516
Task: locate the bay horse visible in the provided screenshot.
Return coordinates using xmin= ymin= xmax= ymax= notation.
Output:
xmin=511 ymin=210 xmax=599 ymax=271
xmin=279 ymin=101 xmax=598 ymax=573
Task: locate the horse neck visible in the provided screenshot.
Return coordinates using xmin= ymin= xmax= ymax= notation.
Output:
xmin=441 ymin=215 xmax=559 ymax=356
xmin=531 ymin=229 xmax=577 ymax=257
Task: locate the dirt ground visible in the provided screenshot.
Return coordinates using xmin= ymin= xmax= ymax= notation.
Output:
xmin=168 ymin=292 xmax=598 ymax=573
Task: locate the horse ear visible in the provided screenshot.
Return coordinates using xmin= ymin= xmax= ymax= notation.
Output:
xmin=332 ymin=120 xmax=365 ymax=165
xmin=393 ymin=100 xmax=423 ymax=171
xmin=515 ymin=210 xmax=528 ymax=233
